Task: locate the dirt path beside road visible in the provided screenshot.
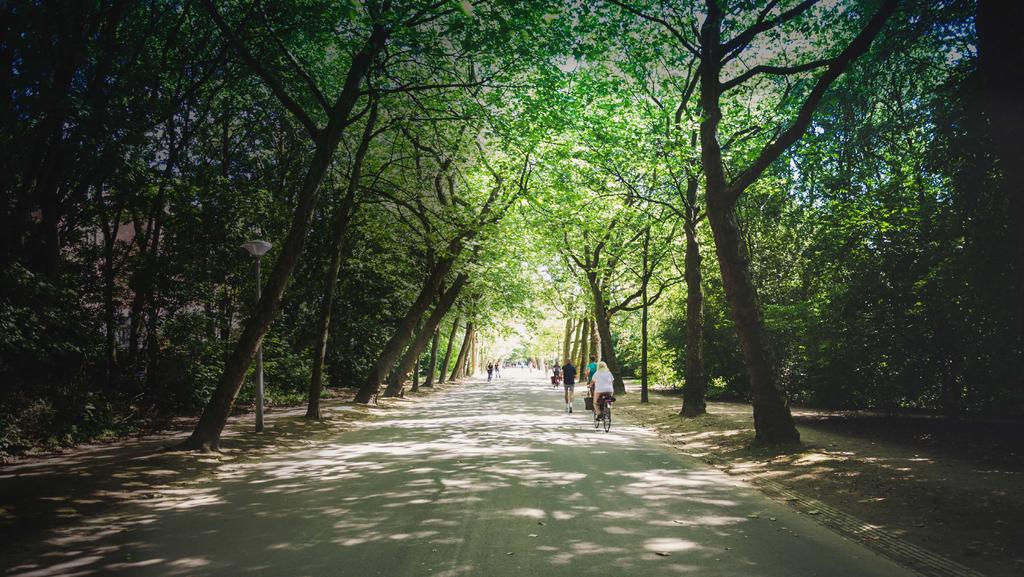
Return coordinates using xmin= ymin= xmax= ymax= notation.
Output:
xmin=616 ymin=392 xmax=1024 ymax=577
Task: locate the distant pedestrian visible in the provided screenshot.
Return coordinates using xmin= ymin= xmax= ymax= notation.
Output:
xmin=487 ymin=362 xmax=494 ymax=382
xmin=494 ymin=362 xmax=501 ymax=379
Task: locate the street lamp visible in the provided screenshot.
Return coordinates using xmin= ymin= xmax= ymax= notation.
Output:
xmin=241 ymin=239 xmax=272 ymax=432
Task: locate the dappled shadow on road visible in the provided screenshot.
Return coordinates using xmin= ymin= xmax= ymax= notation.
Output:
xmin=2 ymin=373 xmax=905 ymax=577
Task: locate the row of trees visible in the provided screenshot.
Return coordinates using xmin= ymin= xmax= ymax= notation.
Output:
xmin=528 ymin=0 xmax=1022 ymax=443
xmin=2 ymin=0 xmax=1021 ymax=452
xmin=1 ymin=0 xmax=563 ymax=452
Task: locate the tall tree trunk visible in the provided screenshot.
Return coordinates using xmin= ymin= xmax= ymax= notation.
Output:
xmin=641 ymin=288 xmax=649 ymax=404
xmin=705 ymin=202 xmax=798 ymax=443
xmin=570 ymin=317 xmax=583 ymax=367
xmin=101 ymin=205 xmax=118 ymax=390
xmin=180 ymin=23 xmax=386 ymax=450
xmin=144 ymin=288 xmax=161 ymax=392
xmin=588 ymin=274 xmax=625 ymax=394
xmin=561 ymin=318 xmax=573 ymax=364
xmin=640 ymin=231 xmax=650 ymax=404
xmin=355 ymin=273 xmax=438 ymax=401
xmin=307 ymin=102 xmax=379 ymax=419
xmin=697 ymin=4 xmax=797 ymax=444
xmin=977 ymin=0 xmax=1024 ymax=339
xmin=384 ymin=274 xmax=467 ymax=396
xmin=590 ymin=316 xmax=601 ymax=363
xmin=681 ymin=200 xmax=707 ymax=417
xmin=424 ymin=326 xmax=440 ymax=388
xmin=579 ymin=318 xmax=591 ymax=379
xmin=411 ymin=356 xmax=420 ymax=392
xmin=450 ymin=322 xmax=474 ymax=381
xmin=438 ymin=314 xmax=461 ymax=384
xmin=470 ymin=332 xmax=479 ymax=376
xmin=128 ymin=124 xmax=175 ymax=372
xmin=466 ymin=328 xmax=477 ymax=377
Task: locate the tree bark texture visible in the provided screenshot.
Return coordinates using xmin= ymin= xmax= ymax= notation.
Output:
xmin=386 ymin=317 xmax=423 ymax=396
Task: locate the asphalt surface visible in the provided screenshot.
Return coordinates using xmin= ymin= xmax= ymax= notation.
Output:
xmin=2 ymin=369 xmax=918 ymax=576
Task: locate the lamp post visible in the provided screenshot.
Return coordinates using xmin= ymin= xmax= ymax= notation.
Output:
xmin=241 ymin=239 xmax=272 ymax=432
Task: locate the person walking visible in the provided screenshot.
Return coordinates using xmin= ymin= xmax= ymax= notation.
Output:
xmin=561 ymin=360 xmax=577 ymax=413
xmin=486 ymin=362 xmax=494 ymax=382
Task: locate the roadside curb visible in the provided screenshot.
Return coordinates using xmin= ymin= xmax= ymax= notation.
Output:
xmin=751 ymin=477 xmax=987 ymax=577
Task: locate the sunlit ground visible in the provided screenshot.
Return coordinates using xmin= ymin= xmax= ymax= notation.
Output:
xmin=615 ymin=390 xmax=1024 ymax=577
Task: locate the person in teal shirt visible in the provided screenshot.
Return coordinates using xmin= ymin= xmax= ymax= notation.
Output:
xmin=587 ymin=356 xmax=598 ymax=385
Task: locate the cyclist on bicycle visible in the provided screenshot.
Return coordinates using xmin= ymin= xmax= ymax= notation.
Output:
xmin=589 ymin=361 xmax=615 ymax=418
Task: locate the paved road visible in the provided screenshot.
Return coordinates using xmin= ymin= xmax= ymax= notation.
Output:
xmin=3 ymin=369 xmax=917 ymax=576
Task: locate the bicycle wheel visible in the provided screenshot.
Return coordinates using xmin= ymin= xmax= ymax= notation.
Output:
xmin=603 ymin=405 xmax=611 ymax=432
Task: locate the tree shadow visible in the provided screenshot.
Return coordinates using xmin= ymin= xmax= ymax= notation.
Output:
xmin=2 ymin=374 xmax=910 ymax=577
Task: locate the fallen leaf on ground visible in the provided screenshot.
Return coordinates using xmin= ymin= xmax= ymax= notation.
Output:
xmin=655 ymin=552 xmax=672 ymax=557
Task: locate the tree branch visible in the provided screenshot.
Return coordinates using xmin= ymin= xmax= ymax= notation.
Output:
xmin=257 ymin=1 xmax=332 ymax=113
xmin=200 ymin=0 xmax=320 ymax=139
xmin=726 ymin=0 xmax=898 ymax=202
xmin=721 ymin=57 xmax=834 ymax=92
xmin=606 ymin=0 xmax=701 ymax=58
xmin=721 ymin=0 xmax=821 ymax=58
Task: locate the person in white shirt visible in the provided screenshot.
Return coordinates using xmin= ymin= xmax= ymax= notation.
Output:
xmin=590 ymin=361 xmax=615 ymax=417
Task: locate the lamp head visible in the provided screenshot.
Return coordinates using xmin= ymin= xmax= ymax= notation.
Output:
xmin=241 ymin=240 xmax=272 ymax=257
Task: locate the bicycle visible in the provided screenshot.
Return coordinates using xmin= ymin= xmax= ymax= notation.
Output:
xmin=593 ymin=394 xmax=613 ymax=432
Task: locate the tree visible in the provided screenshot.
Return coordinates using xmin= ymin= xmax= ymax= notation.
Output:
xmin=181 ymin=0 xmax=389 ymax=450
xmin=607 ymin=0 xmax=898 ymax=443
xmin=306 ymin=100 xmax=382 ymax=419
